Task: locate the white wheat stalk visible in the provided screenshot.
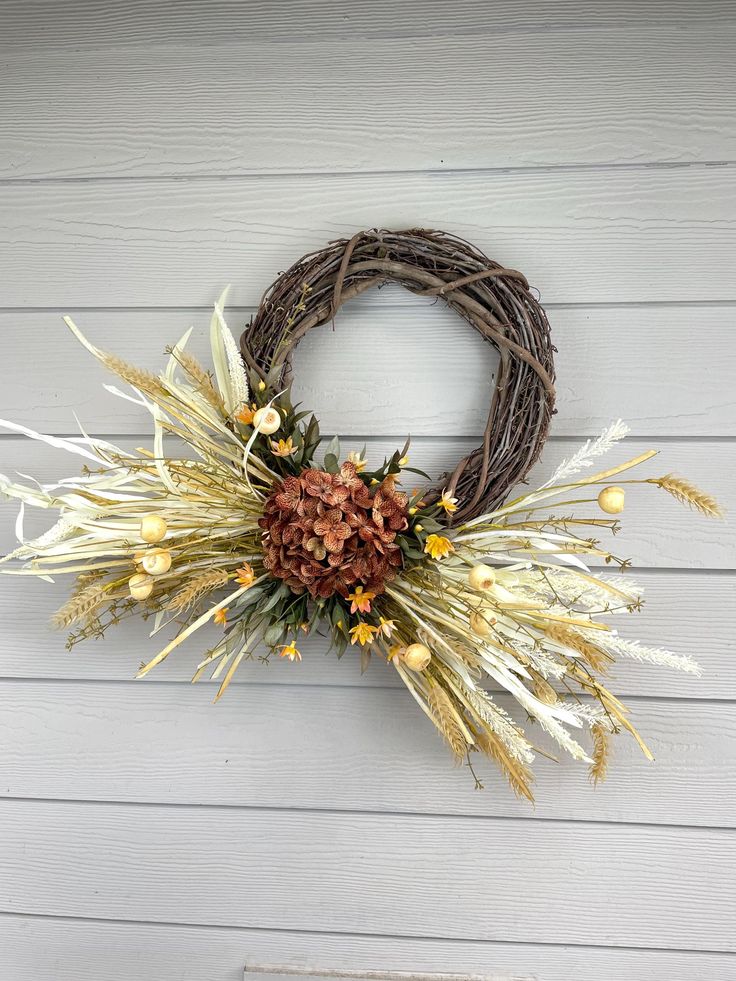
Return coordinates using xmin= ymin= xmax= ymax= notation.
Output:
xmin=547 ymin=419 xmax=630 ymax=486
xmin=464 ymin=687 xmax=535 ymax=764
xmin=527 ymin=650 xmax=567 ymax=680
xmin=538 ymin=567 xmax=643 ymax=609
xmin=539 ymin=713 xmax=592 ymax=762
xmin=215 ymin=304 xmax=250 ymax=414
xmin=590 ymin=633 xmax=702 ymax=676
xmin=7 ymin=514 xmax=80 ymax=560
xmin=560 ymin=701 xmax=614 ymax=729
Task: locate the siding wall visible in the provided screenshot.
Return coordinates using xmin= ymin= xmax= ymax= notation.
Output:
xmin=1 ymin=2 xmax=734 ymax=978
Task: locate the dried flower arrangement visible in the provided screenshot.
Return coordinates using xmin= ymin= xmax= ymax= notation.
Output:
xmin=0 ymin=229 xmax=722 ymax=800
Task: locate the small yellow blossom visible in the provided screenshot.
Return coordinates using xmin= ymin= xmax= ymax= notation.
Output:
xmin=378 ymin=617 xmax=396 ymax=638
xmin=438 ymin=489 xmax=459 ymax=514
xmin=348 ymin=586 xmax=375 ymax=614
xmin=414 ymin=524 xmax=423 ymax=533
xmin=234 ymin=564 xmax=255 ymax=588
xmin=347 ymin=450 xmax=368 ymax=473
xmin=387 ymin=644 xmax=405 ymax=661
xmin=424 ymin=534 xmax=454 ymax=560
xmin=408 ymin=506 xmax=418 ymax=516
xmin=279 ymin=640 xmax=302 ymax=662
xmin=235 ymin=403 xmax=257 ymax=426
xmin=350 ymin=622 xmax=378 ymax=646
xmin=213 ymin=607 xmax=228 ymax=626
xmin=270 ymin=437 xmax=297 ymax=458
xmin=258 ymin=380 xmax=267 ymax=392
xmin=398 ymin=455 xmax=409 ymax=466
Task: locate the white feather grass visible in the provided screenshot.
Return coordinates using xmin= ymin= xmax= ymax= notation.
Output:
xmin=546 ymin=419 xmax=630 ymax=485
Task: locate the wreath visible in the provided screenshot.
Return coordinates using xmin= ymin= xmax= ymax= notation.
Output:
xmin=0 ymin=228 xmax=721 ymax=800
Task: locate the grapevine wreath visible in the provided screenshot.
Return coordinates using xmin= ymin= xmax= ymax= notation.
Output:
xmin=0 ymin=229 xmax=722 ymax=799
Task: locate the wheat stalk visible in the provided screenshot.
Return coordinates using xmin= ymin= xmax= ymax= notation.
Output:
xmin=532 ymin=671 xmax=558 ymax=705
xmin=52 ymin=583 xmax=107 ymax=628
xmin=175 ymin=351 xmax=225 ymax=411
xmin=165 ymin=569 xmax=230 ymax=613
xmin=476 ymin=730 xmax=535 ymax=802
xmin=650 ymin=474 xmax=724 ymax=518
xmin=427 ymin=685 xmax=469 ymax=761
xmin=546 ymin=623 xmax=611 ymax=673
xmin=589 ymin=723 xmax=610 ymax=785
xmin=101 ymin=353 xmax=168 ymax=398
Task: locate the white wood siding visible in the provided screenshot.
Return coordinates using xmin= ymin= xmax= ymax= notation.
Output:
xmin=0 ymin=2 xmax=734 ymax=977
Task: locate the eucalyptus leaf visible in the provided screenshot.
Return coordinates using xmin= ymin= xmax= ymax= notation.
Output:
xmin=263 ymin=621 xmax=285 ymax=647
xmin=322 ymin=435 xmax=340 ymax=462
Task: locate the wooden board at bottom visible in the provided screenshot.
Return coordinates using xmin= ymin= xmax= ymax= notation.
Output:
xmin=0 ymin=799 xmax=733 ymax=951
xmin=1 ymin=913 xmax=734 ymax=981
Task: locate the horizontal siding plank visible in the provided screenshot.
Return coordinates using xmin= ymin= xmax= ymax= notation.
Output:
xmin=0 ymin=798 xmax=733 ymax=950
xmin=0 ymin=570 xmax=730 ymax=699
xmin=2 ymin=437 xmax=732 ymax=568
xmin=2 ymin=913 xmax=735 ymax=981
xmin=3 ymin=28 xmax=734 ymax=179
xmin=2 ymin=167 xmax=735 ymax=306
xmin=2 ymin=302 xmax=735 ymax=436
xmin=1 ymin=682 xmax=732 ymax=825
xmin=3 ymin=0 xmax=734 ymax=48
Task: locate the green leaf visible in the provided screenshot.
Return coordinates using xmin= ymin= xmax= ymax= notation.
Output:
xmin=261 ymin=583 xmax=290 ymax=614
xmin=402 ymin=466 xmax=432 ymax=480
xmin=263 ymin=623 xmax=285 ymax=647
xmin=323 ymin=435 xmax=340 ymax=465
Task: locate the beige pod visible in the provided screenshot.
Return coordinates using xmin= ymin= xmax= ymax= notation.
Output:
xmin=469 ymin=609 xmax=496 ymax=637
xmin=129 ymin=572 xmax=154 ymax=601
xmin=141 ymin=548 xmax=172 ymax=576
xmin=402 ymin=643 xmax=432 ymax=672
xmin=597 ymin=485 xmax=626 ymax=514
xmin=467 ymin=563 xmax=496 ymax=591
xmin=140 ymin=514 xmax=168 ymax=543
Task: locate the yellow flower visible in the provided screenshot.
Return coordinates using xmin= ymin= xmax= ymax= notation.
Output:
xmin=378 ymin=617 xmax=396 ymax=638
xmin=235 ymin=403 xmax=257 ymax=425
xmin=350 ymin=622 xmax=378 ymax=646
xmin=279 ymin=640 xmax=302 ymax=662
xmin=347 ymin=586 xmax=375 ymax=614
xmin=213 ymin=607 xmax=228 ymax=626
xmin=347 ymin=450 xmax=368 ymax=473
xmin=387 ymin=644 xmax=404 ymax=661
xmin=270 ymin=437 xmax=296 ymax=458
xmin=424 ymin=534 xmax=454 ymax=560
xmin=398 ymin=455 xmax=409 ymax=466
xmin=234 ymin=563 xmax=255 ymax=588
xmin=257 ymin=380 xmax=267 ymax=392
xmin=438 ymin=489 xmax=459 ymax=514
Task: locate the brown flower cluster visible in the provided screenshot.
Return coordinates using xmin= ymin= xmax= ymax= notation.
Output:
xmin=260 ymin=462 xmax=408 ymax=599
